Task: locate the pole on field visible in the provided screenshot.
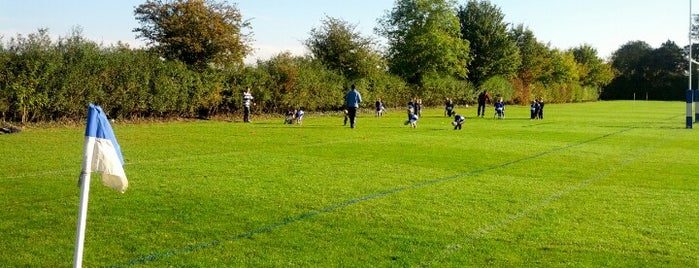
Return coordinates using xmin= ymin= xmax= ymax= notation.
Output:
xmin=695 ymin=10 xmax=699 ymax=122
xmin=696 ymin=87 xmax=699 ymax=122
xmin=74 ymin=137 xmax=95 ymax=268
xmin=688 ymin=0 xmax=694 ymax=128
xmin=74 ymin=172 xmax=91 ymax=268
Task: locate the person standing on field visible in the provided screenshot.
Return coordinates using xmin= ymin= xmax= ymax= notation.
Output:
xmin=295 ymin=107 xmax=305 ymax=124
xmin=477 ymin=91 xmax=490 ymax=117
xmin=537 ymin=98 xmax=545 ymax=119
xmin=243 ymin=87 xmax=254 ymax=123
xmin=375 ymin=98 xmax=385 ymax=117
xmin=494 ymin=97 xmax=505 ymax=119
xmin=444 ymin=97 xmax=454 ymax=117
xmin=345 ymin=84 xmax=362 ymax=128
xmin=415 ymin=98 xmax=423 ymax=117
xmin=530 ymin=100 xmax=538 ymax=120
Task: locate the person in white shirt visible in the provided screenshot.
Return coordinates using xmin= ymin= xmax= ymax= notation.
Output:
xmin=295 ymin=108 xmax=305 ymax=124
xmin=242 ymin=87 xmax=254 ymax=123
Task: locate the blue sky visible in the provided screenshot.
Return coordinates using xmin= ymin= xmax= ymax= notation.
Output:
xmin=0 ymin=0 xmax=692 ymax=63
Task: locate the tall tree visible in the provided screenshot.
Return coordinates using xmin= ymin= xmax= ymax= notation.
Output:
xmin=458 ymin=0 xmax=520 ymax=87
xmin=605 ymin=41 xmax=652 ymax=100
xmin=376 ymin=0 xmax=470 ymax=85
xmin=509 ymin=24 xmax=549 ymax=86
xmin=604 ymin=40 xmax=686 ymax=100
xmin=543 ymin=49 xmax=578 ymax=85
xmin=133 ymin=0 xmax=252 ymax=70
xmin=305 ymin=16 xmax=383 ymax=81
xmin=570 ymin=44 xmax=614 ymax=89
xmin=509 ymin=24 xmax=548 ymax=103
xmin=645 ymin=41 xmax=686 ymax=100
xmin=610 ymin=40 xmax=652 ymax=77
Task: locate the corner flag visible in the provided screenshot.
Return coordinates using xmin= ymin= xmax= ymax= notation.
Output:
xmin=74 ymin=103 xmax=127 ymax=267
xmin=81 ymin=103 xmax=128 ymax=192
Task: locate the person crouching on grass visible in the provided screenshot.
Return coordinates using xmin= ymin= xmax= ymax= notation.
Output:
xmin=453 ymin=112 xmax=465 ymax=130
xmin=284 ymin=108 xmax=295 ymax=124
xmin=404 ymin=108 xmax=418 ymax=128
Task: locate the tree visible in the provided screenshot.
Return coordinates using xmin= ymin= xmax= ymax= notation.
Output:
xmin=253 ymin=52 xmax=346 ymax=112
xmin=541 ymin=49 xmax=578 ymax=85
xmin=377 ymin=0 xmax=470 ymax=85
xmin=604 ymin=40 xmax=686 ymax=100
xmin=458 ymin=0 xmax=520 ymax=87
xmin=570 ymin=44 xmax=614 ymax=89
xmin=610 ymin=40 xmax=652 ymax=77
xmin=603 ymin=41 xmax=651 ymax=99
xmin=133 ymin=0 xmax=252 ymax=70
xmin=305 ymin=16 xmax=384 ymax=81
xmin=509 ymin=24 xmax=549 ymax=103
xmin=0 ymin=36 xmax=9 ymax=119
xmin=645 ymin=41 xmax=686 ymax=100
xmin=2 ymin=29 xmax=59 ymax=123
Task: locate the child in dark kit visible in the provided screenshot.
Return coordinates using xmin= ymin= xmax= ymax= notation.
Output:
xmin=444 ymin=98 xmax=454 ymax=117
xmin=453 ymin=113 xmax=465 ymax=130
xmin=285 ymin=109 xmax=295 ymax=124
xmin=404 ymin=108 xmax=418 ymax=128
xmin=530 ymin=101 xmax=538 ymax=120
xmin=375 ymin=98 xmax=385 ymax=117
xmin=494 ymin=97 xmax=505 ymax=119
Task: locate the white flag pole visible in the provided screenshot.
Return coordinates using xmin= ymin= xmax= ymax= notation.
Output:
xmin=74 ymin=137 xmax=95 ymax=268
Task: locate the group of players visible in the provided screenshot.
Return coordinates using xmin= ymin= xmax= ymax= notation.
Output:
xmin=339 ymin=85 xmax=545 ymax=129
xmin=249 ymin=85 xmax=543 ymax=128
xmin=530 ymin=99 xmax=545 ymax=120
xmin=284 ymin=108 xmax=305 ymax=125
xmin=392 ymin=90 xmax=525 ymax=130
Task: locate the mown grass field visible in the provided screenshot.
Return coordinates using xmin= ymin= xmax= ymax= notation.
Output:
xmin=1 ymin=101 xmax=698 ymax=267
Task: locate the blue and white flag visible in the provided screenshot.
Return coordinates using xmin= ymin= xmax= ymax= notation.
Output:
xmin=81 ymin=103 xmax=128 ymax=193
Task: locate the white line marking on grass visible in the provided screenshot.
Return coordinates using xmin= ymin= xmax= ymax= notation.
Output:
xmin=109 ymin=128 xmax=636 ymax=267
xmin=422 ymin=131 xmax=672 ymax=266
xmin=3 ymin=169 xmax=73 ymax=179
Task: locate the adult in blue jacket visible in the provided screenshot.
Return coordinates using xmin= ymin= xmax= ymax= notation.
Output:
xmin=345 ymin=84 xmax=362 ymax=128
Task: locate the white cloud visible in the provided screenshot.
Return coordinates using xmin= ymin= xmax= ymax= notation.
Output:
xmin=244 ymin=44 xmax=309 ymax=64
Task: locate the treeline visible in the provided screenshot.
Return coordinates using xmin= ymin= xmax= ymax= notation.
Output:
xmin=0 ymin=0 xmax=639 ymax=124
xmin=603 ymin=40 xmax=690 ymax=101
xmin=0 ymin=30 xmax=406 ymax=122
xmin=0 ymin=30 xmax=229 ymax=122
xmin=0 ymin=29 xmax=613 ymax=124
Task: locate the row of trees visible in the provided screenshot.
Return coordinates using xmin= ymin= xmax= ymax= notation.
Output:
xmin=603 ymin=40 xmax=689 ymax=100
xmin=0 ymin=0 xmax=676 ymax=124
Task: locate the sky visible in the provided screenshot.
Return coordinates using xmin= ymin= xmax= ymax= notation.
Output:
xmin=0 ymin=0 xmax=694 ymax=64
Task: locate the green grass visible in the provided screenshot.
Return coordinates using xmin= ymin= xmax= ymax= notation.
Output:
xmin=1 ymin=101 xmax=698 ymax=267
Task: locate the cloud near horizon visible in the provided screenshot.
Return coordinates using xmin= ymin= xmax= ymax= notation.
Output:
xmin=244 ymin=44 xmax=309 ymax=64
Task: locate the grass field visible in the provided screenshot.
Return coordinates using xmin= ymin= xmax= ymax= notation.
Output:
xmin=1 ymin=101 xmax=698 ymax=267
